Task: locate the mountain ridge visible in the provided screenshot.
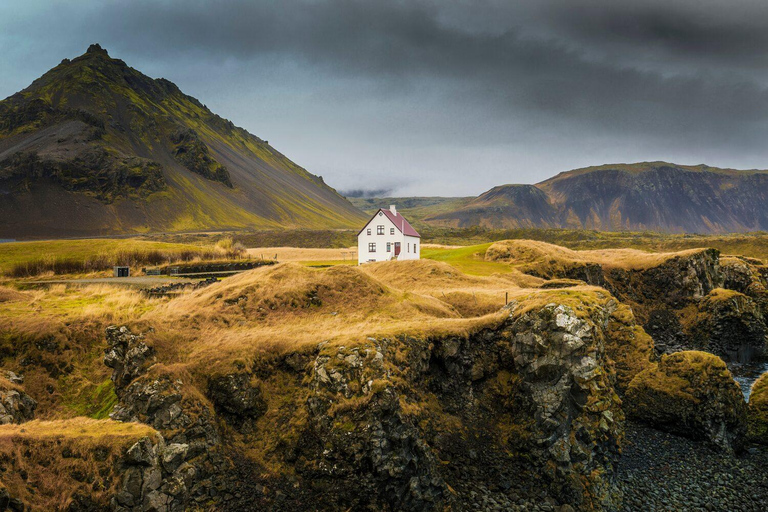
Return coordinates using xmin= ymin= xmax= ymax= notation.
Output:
xmin=423 ymin=161 xmax=768 ymax=233
xmin=0 ymin=44 xmax=365 ymax=238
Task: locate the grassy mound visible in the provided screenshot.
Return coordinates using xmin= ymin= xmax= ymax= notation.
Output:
xmin=486 ymin=239 xmax=708 ymax=271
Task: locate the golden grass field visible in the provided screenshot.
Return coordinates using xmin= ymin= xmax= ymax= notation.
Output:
xmin=0 ymin=230 xmax=763 ymax=509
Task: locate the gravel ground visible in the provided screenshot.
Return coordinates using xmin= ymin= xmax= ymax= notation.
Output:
xmin=617 ymin=421 xmax=768 ymax=512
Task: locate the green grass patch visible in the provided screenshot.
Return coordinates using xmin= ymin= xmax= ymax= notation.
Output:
xmin=0 ymin=239 xmax=217 ymax=276
xmin=422 ymin=244 xmax=514 ymax=276
xmin=61 ymin=379 xmax=118 ymax=420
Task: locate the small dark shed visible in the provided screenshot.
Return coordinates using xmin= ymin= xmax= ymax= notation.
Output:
xmin=114 ymin=266 xmax=130 ymax=277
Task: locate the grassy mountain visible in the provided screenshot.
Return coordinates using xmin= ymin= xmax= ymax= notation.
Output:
xmin=425 ymin=162 xmax=768 ymax=233
xmin=0 ymin=44 xmax=365 ymax=238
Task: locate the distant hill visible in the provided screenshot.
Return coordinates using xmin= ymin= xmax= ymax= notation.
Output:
xmin=424 ymin=162 xmax=768 ymax=233
xmin=0 ymin=44 xmax=365 ymax=238
xmin=348 ymin=196 xmax=471 ymax=222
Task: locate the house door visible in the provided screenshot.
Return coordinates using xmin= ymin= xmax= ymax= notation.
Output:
xmin=394 ymin=242 xmax=401 ymax=256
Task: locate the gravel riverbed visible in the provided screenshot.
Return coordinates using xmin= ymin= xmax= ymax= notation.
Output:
xmin=617 ymin=421 xmax=768 ymax=511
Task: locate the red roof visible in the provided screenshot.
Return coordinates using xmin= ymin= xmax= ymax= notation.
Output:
xmin=358 ymin=208 xmax=421 ymax=238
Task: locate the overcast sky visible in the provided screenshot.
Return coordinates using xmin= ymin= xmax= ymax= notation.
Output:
xmin=2 ymin=0 xmax=768 ymax=196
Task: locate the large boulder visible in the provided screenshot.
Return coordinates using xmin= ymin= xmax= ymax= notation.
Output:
xmin=686 ymin=289 xmax=767 ymax=360
xmin=747 ymin=372 xmax=768 ymax=444
xmin=625 ymin=351 xmax=747 ymax=451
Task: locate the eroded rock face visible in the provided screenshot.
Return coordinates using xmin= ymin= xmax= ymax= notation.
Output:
xmin=508 ymin=303 xmax=624 ymax=509
xmin=105 ymin=326 xmax=227 ymax=511
xmin=207 ymin=373 xmax=266 ymax=432
xmin=102 ymin=294 xmax=638 ymax=512
xmin=625 ymin=351 xmax=747 ymax=452
xmin=721 ymin=257 xmax=767 ymax=296
xmin=114 ymin=436 xmax=198 ymax=512
xmin=605 ymin=249 xmax=722 ymax=311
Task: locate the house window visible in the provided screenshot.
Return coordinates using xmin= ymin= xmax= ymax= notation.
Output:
xmin=407 ymin=243 xmax=410 ymax=253
xmin=390 ymin=228 xmax=395 ymax=235
xmin=368 ymin=243 xmax=376 ymax=252
xmin=386 ymin=242 xmax=391 ymax=252
xmin=377 ymin=225 xmax=384 ymax=235
xmin=367 ymin=228 xmax=371 ymax=235
xmin=415 ymin=243 xmax=418 ymax=253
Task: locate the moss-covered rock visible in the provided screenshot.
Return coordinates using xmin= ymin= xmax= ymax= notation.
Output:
xmin=747 ymin=372 xmax=768 ymax=444
xmin=604 ymin=302 xmax=655 ymax=392
xmin=170 ymin=128 xmax=232 ymax=187
xmin=686 ymin=289 xmax=767 ymax=359
xmin=625 ymin=351 xmax=747 ymax=451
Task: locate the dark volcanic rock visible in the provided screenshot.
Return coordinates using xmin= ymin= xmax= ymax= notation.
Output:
xmin=207 ymin=373 xmax=266 ymax=431
xmin=605 ymin=248 xmax=722 ymax=310
xmin=0 ymin=379 xmax=36 ymax=425
xmin=688 ymin=289 xmax=768 ymax=360
xmin=625 ymin=351 xmax=747 ymax=452
xmin=104 ymin=326 xmax=156 ymax=389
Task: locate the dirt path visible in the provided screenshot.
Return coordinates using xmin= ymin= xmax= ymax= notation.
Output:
xmin=28 ymin=276 xmax=196 ymax=288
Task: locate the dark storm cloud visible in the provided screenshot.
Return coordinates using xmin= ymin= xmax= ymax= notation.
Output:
xmin=536 ymin=0 xmax=768 ymax=66
xmin=76 ymin=0 xmax=768 ymax=137
xmin=2 ymin=0 xmax=768 ymax=195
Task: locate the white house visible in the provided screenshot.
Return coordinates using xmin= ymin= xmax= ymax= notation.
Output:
xmin=357 ymin=205 xmax=420 ymax=264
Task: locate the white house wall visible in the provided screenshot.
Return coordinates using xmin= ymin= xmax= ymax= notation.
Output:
xmin=357 ymin=211 xmax=420 ymax=264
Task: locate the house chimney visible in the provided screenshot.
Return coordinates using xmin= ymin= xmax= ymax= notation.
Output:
xmin=390 ymin=204 xmax=397 ymax=216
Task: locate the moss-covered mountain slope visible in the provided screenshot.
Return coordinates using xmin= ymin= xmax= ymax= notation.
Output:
xmin=0 ymin=44 xmax=365 ymax=238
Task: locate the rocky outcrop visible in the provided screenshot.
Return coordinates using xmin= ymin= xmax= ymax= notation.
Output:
xmin=98 ymin=288 xmax=652 ymax=512
xmin=104 ymin=326 xmax=156 ymax=389
xmin=747 ymin=372 xmax=768 ymax=445
xmin=104 ymin=326 xmax=228 ymax=511
xmin=114 ymin=436 xmax=197 ymax=512
xmin=506 ymin=303 xmax=624 ymax=509
xmin=0 ymin=375 xmax=36 ymax=425
xmin=207 ymin=373 xmax=266 ymax=432
xmin=687 ymin=289 xmax=767 ymax=360
xmin=605 ymin=249 xmax=722 ymax=312
xmin=720 ymin=257 xmax=767 ymax=296
xmin=625 ymin=351 xmax=747 ymax=452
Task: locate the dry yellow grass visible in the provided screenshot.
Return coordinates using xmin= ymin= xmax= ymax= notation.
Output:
xmin=246 ymin=246 xmax=358 ymax=263
xmin=0 ymin=418 xmax=157 ymax=511
xmin=487 ymin=239 xmax=707 ymax=271
xmin=146 ymin=263 xmax=504 ymax=373
xmin=0 ymin=418 xmax=156 ymax=441
xmin=138 ymin=260 xmax=618 ymax=376
xmin=0 ymin=284 xmax=164 ymax=420
xmin=0 ymin=285 xmax=27 ymax=303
